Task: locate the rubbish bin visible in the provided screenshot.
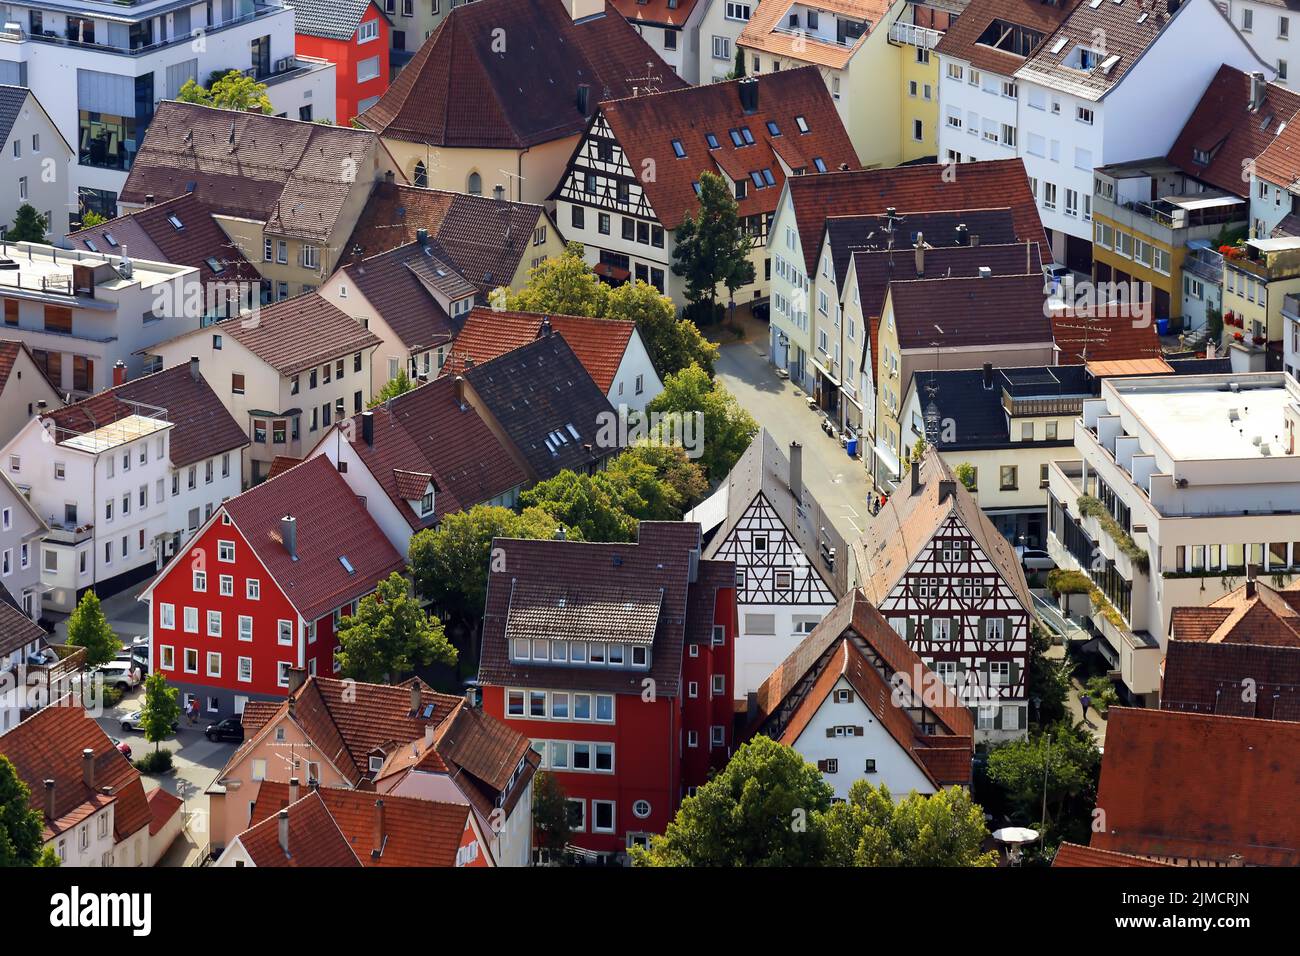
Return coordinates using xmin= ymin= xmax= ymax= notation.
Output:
xmin=1156 ymin=318 xmax=1170 ymax=336
xmin=846 ymin=438 xmax=858 ymax=457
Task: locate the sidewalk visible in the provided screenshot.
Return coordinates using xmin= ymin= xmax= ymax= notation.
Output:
xmin=1045 ymin=640 xmax=1108 ymax=748
xmin=49 ymin=579 xmax=151 ymax=645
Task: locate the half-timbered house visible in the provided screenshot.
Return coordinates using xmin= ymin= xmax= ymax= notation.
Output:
xmin=853 ymin=446 xmax=1033 ymax=741
xmin=687 ymin=430 xmax=850 ymax=704
xmin=551 ymin=67 xmax=858 ymax=309
xmin=749 ymin=589 xmax=974 ymax=799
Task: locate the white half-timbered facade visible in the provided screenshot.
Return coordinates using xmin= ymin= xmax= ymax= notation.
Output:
xmin=856 ymin=448 xmax=1032 ymax=741
xmin=689 ymin=430 xmax=850 ymax=701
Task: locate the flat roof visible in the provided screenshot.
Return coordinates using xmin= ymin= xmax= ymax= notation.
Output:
xmin=59 ymin=414 xmax=170 ymax=454
xmin=1116 ymin=382 xmax=1297 ymax=461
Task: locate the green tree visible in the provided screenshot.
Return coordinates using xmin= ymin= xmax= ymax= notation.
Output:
xmin=822 ymin=781 xmax=997 ymax=867
xmin=1082 ymin=675 xmax=1119 ymax=715
xmin=139 ymin=672 xmax=181 ymax=755
xmin=66 ymin=590 xmax=120 ymax=668
xmin=1027 ymin=625 xmax=1071 ymax=728
xmin=0 ymin=755 xmax=47 ymax=867
xmin=647 ymin=363 xmax=757 ymax=482
xmin=632 ymin=736 xmax=833 ymax=866
xmin=35 ymin=847 xmax=60 ymax=866
xmin=408 ymin=505 xmax=570 ymax=625
xmin=501 ymin=241 xmax=611 ymax=316
xmin=369 ymin=369 xmax=417 ymax=408
xmin=606 ymin=280 xmax=719 ymax=378
xmin=731 ymin=44 xmax=746 ymax=79
xmin=985 ymin=720 xmax=1100 ymax=847
xmin=519 ymin=471 xmax=639 ymax=543
xmin=335 ymin=572 xmax=457 ymax=683
xmin=670 ymin=171 xmax=755 ymax=317
xmin=954 ymin=461 xmax=977 ymax=492
xmin=607 ymin=443 xmax=708 ymax=520
xmin=531 ymin=772 xmax=572 ymax=855
xmin=79 ymin=210 xmax=108 ymax=228
xmin=177 ymin=71 xmax=273 ymax=113
xmin=8 ymin=204 xmax=48 ymax=243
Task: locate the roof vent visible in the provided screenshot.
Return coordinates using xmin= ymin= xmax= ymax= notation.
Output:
xmin=281 ymin=515 xmax=298 ymax=561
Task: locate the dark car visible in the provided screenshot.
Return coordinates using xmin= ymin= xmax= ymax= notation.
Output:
xmin=205 ymin=717 xmax=244 ymax=743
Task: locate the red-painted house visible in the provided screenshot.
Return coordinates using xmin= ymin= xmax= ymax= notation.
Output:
xmin=284 ymin=0 xmax=392 ymax=123
xmin=141 ymin=456 xmax=404 ymax=719
xmin=476 ymin=522 xmax=736 ymax=858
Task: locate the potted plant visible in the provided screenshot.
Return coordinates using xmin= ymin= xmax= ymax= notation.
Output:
xmin=1252 ymin=333 xmax=1267 ymax=346
xmin=1233 ymin=331 xmax=1245 ymax=341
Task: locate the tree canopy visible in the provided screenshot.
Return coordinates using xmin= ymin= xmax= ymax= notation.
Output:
xmin=176 ymin=71 xmax=273 ymax=113
xmin=670 ymin=170 xmax=755 ymax=312
xmin=335 ymin=572 xmax=457 ymax=683
xmin=985 ymin=719 xmax=1100 ymax=847
xmin=532 ymin=772 xmax=573 ymax=854
xmin=369 ymin=369 xmax=418 ymax=408
xmin=66 ymin=591 xmax=120 ymax=668
xmin=139 ymin=672 xmax=180 ymax=754
xmin=646 ymin=363 xmax=757 ymax=482
xmin=822 ymin=781 xmax=997 ymax=867
xmin=0 ymin=755 xmax=47 ymax=867
xmin=8 ymin=205 xmax=48 ymax=243
xmin=500 ymin=241 xmax=610 ymax=317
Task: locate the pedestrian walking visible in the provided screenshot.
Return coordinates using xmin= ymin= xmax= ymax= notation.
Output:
xmin=1080 ymin=693 xmax=1092 ymax=721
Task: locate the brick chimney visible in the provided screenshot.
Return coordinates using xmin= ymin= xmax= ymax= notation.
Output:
xmin=112 ymin=361 xmax=127 ymax=387
xmin=372 ymin=799 xmax=386 ymax=860
xmin=409 ymin=681 xmax=421 ymax=716
xmin=43 ymin=779 xmax=55 ymax=820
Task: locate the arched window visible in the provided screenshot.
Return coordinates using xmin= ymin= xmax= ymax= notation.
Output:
xmin=467 ymin=171 xmax=482 ymax=195
xmin=413 ymin=161 xmax=427 ymax=188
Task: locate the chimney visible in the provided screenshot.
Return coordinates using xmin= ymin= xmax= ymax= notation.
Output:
xmin=415 ymin=227 xmax=429 ymax=247
xmin=1250 ymin=71 xmax=1266 ymax=112
xmin=687 ymin=546 xmax=700 ymax=584
xmin=289 ymin=776 xmax=300 ymax=803
xmin=970 ymin=234 xmax=980 ymax=248
xmin=554 ymin=525 xmax=568 ymax=541
xmin=410 ymin=681 xmax=422 ymax=715
xmin=82 ymin=748 xmax=95 ymax=790
xmin=112 ymin=361 xmax=127 ymax=387
xmin=911 ymin=455 xmax=922 ymax=496
xmin=145 ymin=193 xmax=155 ymax=206
xmin=576 ymin=83 xmax=590 ymax=115
xmin=43 ymin=779 xmax=55 ymax=820
xmin=424 ymin=723 xmax=436 ymax=748
xmin=955 ymin=223 xmax=969 ymax=246
xmin=454 ymin=375 xmax=467 ymax=409
xmin=465 ymin=683 xmax=480 ymax=709
xmin=361 ymin=410 xmax=374 ymax=447
xmin=978 ymin=266 xmax=992 ymax=279
xmin=538 ymin=316 xmax=553 ymax=338
xmin=838 ymin=162 xmax=850 ymax=171
xmin=914 ymin=232 xmax=925 ymax=278
xmin=189 ymin=355 xmax=200 ymax=382
xmin=287 ymin=666 xmax=306 ymax=694
xmin=789 ymin=440 xmax=803 ymax=504
xmin=384 ymin=169 xmax=395 ymax=185
xmin=982 ymin=362 xmax=994 ymax=390
xmin=739 ymin=77 xmax=759 ymax=114
xmin=281 ymin=515 xmax=297 ymax=560
xmin=372 ymin=799 xmax=385 ymax=858
xmin=277 ymin=809 xmax=289 ymax=856
xmin=938 ymin=479 xmax=957 ymax=503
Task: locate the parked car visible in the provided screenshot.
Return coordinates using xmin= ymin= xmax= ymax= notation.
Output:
xmin=120 ymin=710 xmax=179 ymax=734
xmin=109 ymin=737 xmax=132 ymax=759
xmin=205 ymin=717 xmax=244 ymax=744
xmin=1016 ymin=546 xmax=1055 ymax=571
xmin=94 ymin=661 xmax=141 ymax=691
xmin=113 ymin=644 xmax=149 ymax=676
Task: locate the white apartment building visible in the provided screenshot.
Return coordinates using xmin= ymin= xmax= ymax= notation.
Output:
xmin=1046 ymin=372 xmax=1300 ymax=704
xmin=697 ymin=0 xmax=753 ymax=83
xmin=0 ymin=240 xmax=202 ymax=398
xmin=1228 ymin=0 xmax=1297 ymax=84
xmin=0 ymin=0 xmax=335 ymax=227
xmin=935 ymin=0 xmax=1267 ymax=271
xmin=0 ymin=470 xmax=46 ymax=618
xmin=616 ymin=0 xmax=711 ymax=84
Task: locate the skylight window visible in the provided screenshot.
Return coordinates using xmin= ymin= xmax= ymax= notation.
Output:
xmin=84 ymin=239 xmax=98 ymax=252
xmin=750 ymin=171 xmax=765 ymax=187
xmin=813 ymin=157 xmax=827 ymax=172
xmin=206 ymin=257 xmax=225 ymax=275
xmin=740 ymin=126 xmax=755 ymax=145
xmin=1100 ymin=54 xmax=1120 ymax=73
xmin=566 ymin=423 xmax=580 ymax=440
xmin=692 ymin=181 xmax=702 ymax=195
xmin=671 ymin=139 xmax=686 ymax=158
xmin=339 ymin=555 xmax=355 ymax=574
xmin=705 ymin=133 xmax=720 ymax=149
xmin=766 ymin=120 xmax=781 ymax=136
xmin=762 ymin=168 xmax=775 ymax=186
xmin=1050 ymin=36 xmax=1069 ymax=55
xmin=795 ymin=115 xmax=810 ymax=133
xmin=729 ymin=129 xmax=744 ymax=147
xmin=167 ymin=215 xmax=184 ymax=230
xmin=104 ymin=232 xmax=117 ymax=247
xmin=1136 ymin=10 xmax=1147 ymax=22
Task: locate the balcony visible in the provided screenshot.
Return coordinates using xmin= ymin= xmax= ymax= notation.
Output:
xmin=1183 ymin=246 xmax=1224 ymax=284
xmin=0 ymin=5 xmax=287 ymax=59
xmin=45 ymin=522 xmax=95 ymax=546
xmin=889 ymin=21 xmax=942 ymax=49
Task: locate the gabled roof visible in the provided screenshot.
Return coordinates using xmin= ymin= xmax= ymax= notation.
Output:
xmin=1170 ymin=579 xmax=1300 ymax=647
xmin=593 ymin=68 xmax=859 ymax=231
xmin=249 ymin=783 xmax=471 ymax=867
xmin=0 ymin=588 xmax=47 ymax=658
xmin=0 ymin=85 xmax=29 ymax=143
xmin=220 ymin=457 xmax=405 ymax=622
xmin=235 ymin=790 xmax=362 ymax=867
xmin=344 ymin=181 xmax=548 ymax=294
xmin=283 ymin=0 xmax=383 ymax=40
xmin=754 ymin=590 xmax=974 ymax=787
xmin=1167 ymin=65 xmax=1300 ymax=196
xmin=1161 ymin=639 xmax=1300 ymax=720
xmin=478 ymin=522 xmax=720 ymax=698
xmin=1052 ymin=842 xmax=1172 ymax=867
xmin=67 ymin=193 xmax=261 ymax=287
xmin=1050 ymin=307 xmax=1163 ymax=365
xmin=415 ymin=702 xmax=539 ymax=820
xmin=610 ymin=0 xmax=701 ymax=28
xmin=1093 ymin=708 xmax=1300 ymax=865
xmin=121 ymin=102 xmax=391 ymax=242
xmin=146 ymin=787 xmax=183 ymax=837
xmin=443 ymin=309 xmax=636 ymax=392
xmin=854 ymin=446 xmax=1034 ymax=612
xmin=886 ymin=273 xmax=1053 ymax=350
xmin=463 ymin=333 xmax=619 ymax=480
xmin=357 ymin=0 xmax=687 ymax=149
xmin=739 ymin=0 xmax=891 ymax=70
xmin=934 ymin=0 xmax=1078 ymax=78
xmin=0 ymin=700 xmax=151 ymax=842
xmin=342 ymin=242 xmax=462 ymax=353
xmin=0 ymin=339 xmax=60 ymax=399
xmin=45 ymin=363 xmax=248 ymax=469
xmin=338 ymin=375 xmax=525 ymax=530
xmin=787 ymin=159 xmax=1048 ymax=276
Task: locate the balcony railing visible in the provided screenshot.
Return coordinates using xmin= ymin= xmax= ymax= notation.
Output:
xmin=1117 ymin=197 xmax=1244 ymax=232
xmin=1183 ymin=248 xmax=1224 ymax=284
xmin=0 ymin=6 xmax=285 ymax=57
xmin=889 ymin=21 xmax=942 ymax=49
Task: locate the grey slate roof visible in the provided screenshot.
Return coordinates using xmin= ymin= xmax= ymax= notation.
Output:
xmin=0 ymin=85 xmax=29 ymax=143
xmin=283 ymin=0 xmax=379 ymax=40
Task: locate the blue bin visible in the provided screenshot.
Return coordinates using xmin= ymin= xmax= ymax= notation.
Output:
xmin=846 ymin=438 xmax=858 ymax=457
xmin=1156 ymin=318 xmax=1170 ymax=336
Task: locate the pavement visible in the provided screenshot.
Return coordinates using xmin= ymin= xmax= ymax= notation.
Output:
xmin=1044 ymin=639 xmax=1108 ymax=749
xmin=94 ymin=687 xmax=236 ymax=866
xmin=49 ymin=579 xmax=151 ymax=646
xmin=713 ymin=316 xmax=873 ymax=543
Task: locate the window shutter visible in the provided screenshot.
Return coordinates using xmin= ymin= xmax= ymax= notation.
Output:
xmin=992 ymin=707 xmax=1003 ymax=730
xmin=1010 ymin=661 xmax=1022 ymax=686
xmin=905 ymin=617 xmax=916 ymax=640
xmin=826 ymin=726 xmax=836 ymax=738
xmin=816 ymin=759 xmax=828 ymax=772
xmin=854 ymin=726 xmax=865 ymax=736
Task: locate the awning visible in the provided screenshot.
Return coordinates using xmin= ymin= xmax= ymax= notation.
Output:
xmin=810 ymin=358 xmax=840 ymax=388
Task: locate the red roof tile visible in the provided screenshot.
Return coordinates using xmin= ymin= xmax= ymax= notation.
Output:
xmin=1052 ymin=842 xmax=1171 ymax=867
xmin=887 ymin=273 xmax=1054 ymax=350
xmin=221 ymin=456 xmax=405 ymax=622
xmin=1161 ymin=639 xmax=1300 ymax=720
xmin=1050 ymin=307 xmax=1162 ymax=365
xmin=739 ymin=0 xmax=889 ymax=71
xmin=237 ymin=791 xmax=361 ymax=866
xmin=444 ymin=308 xmax=635 ymax=392
xmin=0 ymin=339 xmax=60 ymax=398
xmin=1093 ymin=708 xmax=1300 ymax=865
xmin=934 ymin=0 xmax=1076 ymax=78
xmin=146 ymin=787 xmax=183 ymax=836
xmin=610 ymin=0 xmax=700 ymax=28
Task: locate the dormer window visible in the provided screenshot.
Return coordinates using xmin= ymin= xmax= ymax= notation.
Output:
xmin=368 ymin=754 xmax=384 ymax=773
xmin=420 ymin=491 xmax=434 ymax=516
xmin=1192 ymin=147 xmax=1212 ymax=165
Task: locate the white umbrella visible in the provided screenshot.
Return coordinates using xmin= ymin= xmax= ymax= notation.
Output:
xmin=992 ymin=827 xmax=1040 ymax=846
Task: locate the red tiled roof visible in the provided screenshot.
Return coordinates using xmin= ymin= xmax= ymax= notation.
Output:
xmin=787 ymin=159 xmax=1049 ymax=276
xmin=46 ymin=363 xmax=248 ymax=469
xmin=1168 ymin=66 xmax=1300 ymax=196
xmin=146 ymin=787 xmax=183 ymax=836
xmin=594 ymin=68 xmax=859 ymax=231
xmin=1052 ymin=842 xmax=1171 ymax=867
xmin=0 ymin=586 xmax=46 ymax=658
xmin=1161 ymin=639 xmax=1300 ymax=720
xmin=934 ymin=0 xmax=1076 ymax=78
xmin=236 ymin=791 xmax=362 ymax=867
xmin=0 ymin=700 xmax=151 ymax=842
xmin=419 ymin=702 xmax=538 ymax=820
xmin=339 ymin=374 xmax=526 ymax=531
xmin=221 ymin=456 xmax=405 ymax=622
xmin=358 ymin=0 xmax=687 ymax=149
xmin=1093 ymin=708 xmax=1300 ymax=865
xmin=249 ymin=782 xmax=470 ymax=867
xmin=67 ymin=193 xmax=261 ymax=286
xmin=265 ymin=456 xmax=301 ymax=480
xmin=341 ymin=242 xmax=460 ymax=353
xmin=443 ymin=309 xmax=635 ymax=393
xmin=611 ymin=0 xmax=700 ymax=28
xmin=887 ymin=273 xmax=1054 ymax=350
xmin=1050 ymin=307 xmax=1162 ymax=365
xmin=0 ymin=339 xmax=59 ymax=398
xmin=239 ymin=700 xmax=281 ymax=737
xmin=222 ymin=293 xmax=382 ymax=376
xmin=739 ymin=0 xmax=889 ymax=71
